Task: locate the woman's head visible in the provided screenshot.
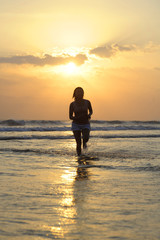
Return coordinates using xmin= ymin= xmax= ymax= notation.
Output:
xmin=73 ymin=87 xmax=84 ymax=101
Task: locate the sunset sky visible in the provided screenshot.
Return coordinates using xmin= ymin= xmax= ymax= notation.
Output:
xmin=0 ymin=0 xmax=160 ymax=120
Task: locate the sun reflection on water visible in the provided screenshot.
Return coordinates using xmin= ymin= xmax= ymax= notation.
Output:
xmin=50 ymin=225 xmax=64 ymax=238
xmin=48 ymin=168 xmax=77 ymax=238
xmin=61 ymin=169 xmax=76 ymax=183
xmin=44 ymin=162 xmax=91 ymax=239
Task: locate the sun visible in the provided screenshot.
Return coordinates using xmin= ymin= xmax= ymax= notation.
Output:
xmin=46 ymin=47 xmax=89 ymax=76
xmin=51 ymin=61 xmax=80 ymax=75
xmin=64 ymin=62 xmax=77 ymax=74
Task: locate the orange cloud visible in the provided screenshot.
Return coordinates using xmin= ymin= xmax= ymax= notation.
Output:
xmin=0 ymin=53 xmax=88 ymax=66
xmin=90 ymin=43 xmax=136 ymax=58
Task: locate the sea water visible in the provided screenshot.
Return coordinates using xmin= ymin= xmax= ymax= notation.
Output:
xmin=0 ymin=120 xmax=160 ymax=240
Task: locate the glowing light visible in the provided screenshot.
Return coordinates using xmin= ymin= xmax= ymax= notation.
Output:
xmin=48 ymin=61 xmax=81 ymax=76
xmin=65 ymin=62 xmax=77 ymax=74
xmin=61 ymin=169 xmax=76 ymax=182
xmin=44 ymin=47 xmax=90 ymax=77
xmin=50 ymin=226 xmax=64 ymax=238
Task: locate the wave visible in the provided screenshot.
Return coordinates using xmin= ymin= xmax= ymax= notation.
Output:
xmin=1 ymin=120 xmax=160 ymax=133
xmin=91 ymin=120 xmax=125 ymax=124
xmin=1 ymin=147 xmax=160 ymax=173
xmin=77 ymin=165 xmax=160 ymax=172
xmin=0 ymin=133 xmax=160 ymax=141
xmin=131 ymin=120 xmax=160 ymax=124
xmin=93 ymin=125 xmax=160 ymax=131
xmin=0 ymin=119 xmax=69 ymax=126
xmin=1 ymin=119 xmax=160 ymax=125
xmin=98 ymin=134 xmax=160 ymax=139
xmin=28 ymin=120 xmax=66 ymax=125
xmin=0 ymin=135 xmax=73 ymax=141
xmin=0 ymin=119 xmax=25 ymax=126
xmin=0 ymin=126 xmax=70 ymax=132
xmin=91 ymin=120 xmax=160 ymax=124
xmin=0 ymin=147 xmax=75 ymax=158
xmin=1 ymin=126 xmax=160 ymax=132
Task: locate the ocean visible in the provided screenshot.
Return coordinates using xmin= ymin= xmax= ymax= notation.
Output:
xmin=0 ymin=119 xmax=160 ymax=240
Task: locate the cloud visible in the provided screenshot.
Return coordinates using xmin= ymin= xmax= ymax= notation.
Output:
xmin=73 ymin=54 xmax=88 ymax=66
xmin=90 ymin=43 xmax=136 ymax=58
xmin=154 ymin=67 xmax=160 ymax=71
xmin=0 ymin=53 xmax=88 ymax=66
xmin=90 ymin=46 xmax=116 ymax=58
xmin=114 ymin=44 xmax=136 ymax=52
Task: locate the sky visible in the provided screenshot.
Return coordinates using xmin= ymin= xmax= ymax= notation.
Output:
xmin=0 ymin=0 xmax=160 ymax=120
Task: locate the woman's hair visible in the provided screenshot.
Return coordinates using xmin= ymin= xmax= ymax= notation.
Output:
xmin=73 ymin=87 xmax=84 ymax=101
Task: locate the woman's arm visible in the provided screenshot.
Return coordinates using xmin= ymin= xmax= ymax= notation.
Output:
xmin=88 ymin=100 xmax=93 ymax=119
xmin=69 ymin=103 xmax=75 ymax=120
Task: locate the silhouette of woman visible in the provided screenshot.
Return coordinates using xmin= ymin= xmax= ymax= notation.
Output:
xmin=69 ymin=87 xmax=93 ymax=156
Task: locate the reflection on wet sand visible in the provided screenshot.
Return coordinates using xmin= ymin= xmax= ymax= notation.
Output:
xmin=72 ymin=158 xmax=92 ymax=238
xmin=75 ymin=158 xmax=90 ymax=181
xmin=50 ymin=157 xmax=92 ymax=238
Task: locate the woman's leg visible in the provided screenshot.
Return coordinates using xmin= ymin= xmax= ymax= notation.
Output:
xmin=73 ymin=130 xmax=81 ymax=155
xmin=82 ymin=128 xmax=90 ymax=149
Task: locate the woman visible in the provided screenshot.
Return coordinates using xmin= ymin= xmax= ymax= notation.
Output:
xmin=69 ymin=87 xmax=93 ymax=156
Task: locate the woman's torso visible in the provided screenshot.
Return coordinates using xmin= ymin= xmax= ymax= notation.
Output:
xmin=72 ymin=99 xmax=89 ymax=124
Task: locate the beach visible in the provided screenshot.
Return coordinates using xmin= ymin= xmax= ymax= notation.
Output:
xmin=0 ymin=120 xmax=160 ymax=239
